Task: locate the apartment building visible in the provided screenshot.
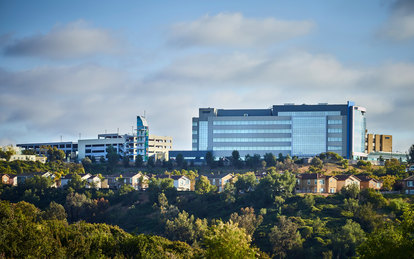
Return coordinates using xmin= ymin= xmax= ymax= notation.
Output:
xmin=366 ymin=134 xmax=392 ymax=153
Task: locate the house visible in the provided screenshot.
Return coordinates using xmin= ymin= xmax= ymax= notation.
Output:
xmin=206 ymin=173 xmax=235 ymax=192
xmin=157 ymin=175 xmax=191 ymax=191
xmin=86 ymin=175 xmax=102 ymax=189
xmin=9 ymin=175 xmax=18 ymax=186
xmin=296 ymin=173 xmax=327 ymax=193
xmin=107 ymin=172 xmax=148 ymax=190
xmin=356 ymin=175 xmax=382 ymax=190
xmin=0 ymin=174 xmax=10 ymax=185
xmin=60 ymin=173 xmax=91 ymax=188
xmin=402 ymin=175 xmax=414 ymax=194
xmin=326 ymin=175 xmax=338 ymax=194
xmin=335 ymin=175 xmax=361 ymax=191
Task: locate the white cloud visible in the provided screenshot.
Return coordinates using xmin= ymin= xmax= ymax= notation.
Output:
xmin=3 ymin=20 xmax=124 ymax=59
xmin=0 ymin=50 xmax=413 ymax=153
xmin=380 ymin=0 xmax=414 ymax=41
xmin=169 ymin=13 xmax=315 ymax=47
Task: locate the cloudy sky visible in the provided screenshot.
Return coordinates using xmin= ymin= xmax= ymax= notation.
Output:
xmin=0 ymin=0 xmax=413 ymax=153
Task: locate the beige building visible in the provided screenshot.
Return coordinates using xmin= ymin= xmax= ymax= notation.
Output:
xmin=149 ymin=135 xmax=173 ymax=161
xmin=366 ymin=134 xmax=392 ymax=153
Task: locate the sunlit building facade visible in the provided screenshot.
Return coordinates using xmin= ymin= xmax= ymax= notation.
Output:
xmin=192 ymin=101 xmax=366 ymax=159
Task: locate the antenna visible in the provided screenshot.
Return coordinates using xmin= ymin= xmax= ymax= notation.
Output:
xmin=117 ymin=128 xmax=119 ymax=134
xmin=60 ymin=135 xmax=62 ymax=142
xmin=132 ymin=126 xmax=134 ymax=135
xmin=105 ymin=129 xmax=107 ymax=134
xmin=144 ymin=110 xmax=146 ymax=118
xmin=79 ymin=133 xmax=81 ymax=140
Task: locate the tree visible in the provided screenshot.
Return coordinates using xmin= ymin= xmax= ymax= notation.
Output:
xmin=176 ymin=154 xmax=184 ymax=168
xmin=195 ymin=176 xmax=216 ymax=194
xmin=202 ymin=220 xmax=258 ymax=258
xmin=264 ymin=153 xmax=277 ymax=167
xmin=122 ymin=156 xmax=130 ymax=167
xmin=235 ymin=172 xmax=257 ymax=194
xmin=165 ymin=210 xmax=207 ymax=244
xmin=45 ymin=146 xmax=65 ymax=162
xmin=269 ymin=216 xmax=302 ymax=258
xmin=232 ymin=150 xmax=242 ymax=168
xmin=408 ymin=144 xmax=414 ymax=163
xmin=205 ymin=152 xmax=215 ymax=168
xmin=147 ymin=156 xmax=155 ymax=168
xmin=106 ymin=145 xmax=119 ymax=170
xmin=135 ymin=154 xmax=143 ymax=168
xmin=331 ymin=219 xmax=366 ymax=258
xmin=357 ymin=208 xmax=414 ymax=259
xmin=22 ymin=149 xmax=36 ymax=155
xmin=67 ymin=174 xmax=86 ymax=191
xmin=341 ymin=183 xmax=360 ymax=199
xmin=229 ymin=207 xmax=263 ymax=236
xmin=42 ymin=201 xmax=67 ymax=220
xmin=310 ymin=157 xmax=323 ymax=170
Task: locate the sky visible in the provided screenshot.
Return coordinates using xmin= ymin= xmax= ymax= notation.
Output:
xmin=0 ymin=0 xmax=413 ymax=153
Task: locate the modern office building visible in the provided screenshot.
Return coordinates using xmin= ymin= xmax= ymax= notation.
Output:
xmin=191 ymin=101 xmax=366 ymax=159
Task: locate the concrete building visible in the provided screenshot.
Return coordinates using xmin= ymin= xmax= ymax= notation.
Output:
xmin=17 ymin=142 xmax=78 ymax=159
xmin=192 ymin=101 xmax=366 ymax=159
xmin=366 ymin=134 xmax=392 ymax=153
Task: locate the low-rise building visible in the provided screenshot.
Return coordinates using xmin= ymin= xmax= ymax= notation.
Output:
xmin=356 ymin=175 xmax=382 ymax=190
xmin=403 ymin=175 xmax=414 ymax=194
xmin=60 ymin=173 xmax=91 ymax=188
xmin=0 ymin=174 xmax=10 ymax=185
xmin=107 ymin=172 xmax=148 ymax=190
xmin=296 ymin=173 xmax=327 ymax=193
xmin=206 ymin=173 xmax=235 ymax=192
xmin=335 ymin=175 xmax=361 ymax=191
xmin=156 ymin=175 xmax=191 ymax=191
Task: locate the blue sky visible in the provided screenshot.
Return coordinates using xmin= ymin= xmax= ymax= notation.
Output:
xmin=0 ymin=0 xmax=413 ymax=153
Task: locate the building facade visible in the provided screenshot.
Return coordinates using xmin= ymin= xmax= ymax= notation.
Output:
xmin=366 ymin=134 xmax=392 ymax=153
xmin=192 ymin=101 xmax=366 ymax=159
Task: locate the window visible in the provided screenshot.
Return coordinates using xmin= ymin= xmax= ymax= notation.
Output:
xmin=213 ymin=120 xmax=291 ymax=125
xmin=279 ymin=111 xmax=340 ymax=116
xmin=192 ymin=130 xmax=197 ymax=135
xmin=198 ymin=121 xmax=208 ymax=150
xmin=213 ymin=129 xmax=292 ymax=134
xmin=213 ymin=138 xmax=291 ymax=142
xmin=213 ymin=146 xmax=291 ymax=151
xmin=292 ymin=116 xmax=326 ymax=156
xmin=328 ymin=128 xmax=342 ymax=133
xmin=328 ymin=146 xmax=342 ymax=151
xmin=319 ymin=179 xmax=325 ymax=184
xmin=408 ymin=181 xmax=413 ymax=187
xmin=328 ymin=120 xmax=342 ymax=125
xmin=307 ymin=180 xmax=310 ymax=185
xmin=192 ymin=122 xmax=197 ymax=126
xmin=328 ymin=137 xmax=342 ymax=142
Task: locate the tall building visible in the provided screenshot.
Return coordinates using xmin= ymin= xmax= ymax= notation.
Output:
xmin=191 ymin=101 xmax=366 ymax=159
xmin=366 ymin=133 xmax=392 ymax=153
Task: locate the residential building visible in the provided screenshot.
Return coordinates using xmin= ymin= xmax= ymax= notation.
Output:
xmin=296 ymin=173 xmax=327 ymax=193
xmin=86 ymin=175 xmax=102 ymax=189
xmin=156 ymin=175 xmax=191 ymax=191
xmin=366 ymin=134 xmax=392 ymax=153
xmin=326 ymin=175 xmax=338 ymax=194
xmin=356 ymin=175 xmax=382 ymax=190
xmin=403 ymin=175 xmax=414 ymax=194
xmin=192 ymin=101 xmax=366 ymax=159
xmin=60 ymin=173 xmax=91 ymax=188
xmin=0 ymin=174 xmax=10 ymax=185
xmin=107 ymin=172 xmax=148 ymax=190
xmin=9 ymin=154 xmax=47 ymax=163
xmin=335 ymin=175 xmax=361 ymax=191
xmin=206 ymin=173 xmax=235 ymax=192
